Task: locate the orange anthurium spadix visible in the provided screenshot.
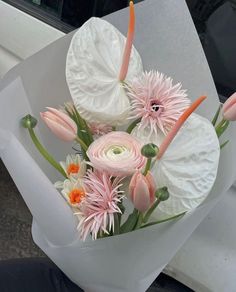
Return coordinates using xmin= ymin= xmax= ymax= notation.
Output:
xmin=157 ymin=95 xmax=207 ymax=159
xmin=119 ymin=1 xmax=135 ymax=81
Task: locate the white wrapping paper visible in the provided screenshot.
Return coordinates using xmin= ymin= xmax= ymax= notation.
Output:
xmin=1 ymin=0 xmax=236 ymax=291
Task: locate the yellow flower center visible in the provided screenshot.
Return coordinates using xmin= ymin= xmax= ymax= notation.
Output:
xmin=67 ymin=163 xmax=80 ymax=175
xmin=69 ymin=188 xmax=85 ymax=204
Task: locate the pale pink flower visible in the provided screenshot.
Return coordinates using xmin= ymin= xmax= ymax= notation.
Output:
xmin=76 ymin=170 xmax=123 ymax=240
xmin=40 ymin=107 xmax=77 ymax=141
xmin=88 ymin=122 xmax=113 ymax=137
xmin=127 ymin=71 xmax=190 ymax=135
xmin=222 ymin=92 xmax=236 ymax=121
xmin=86 ymin=131 xmax=146 ymax=176
xmin=129 ymin=171 xmax=156 ymax=212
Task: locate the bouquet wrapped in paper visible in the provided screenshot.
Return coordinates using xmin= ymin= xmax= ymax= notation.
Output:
xmin=1 ymin=1 xmax=236 ymax=291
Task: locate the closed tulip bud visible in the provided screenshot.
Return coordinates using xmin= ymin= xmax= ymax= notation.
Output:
xmin=21 ymin=114 xmax=37 ymax=129
xmin=40 ymin=107 xmax=77 ymax=141
xmin=129 ymin=171 xmax=156 ymax=212
xmin=155 ymin=186 xmax=169 ymax=202
xmin=222 ymin=93 xmax=236 ymax=121
xmin=141 ymin=143 xmax=159 ymax=158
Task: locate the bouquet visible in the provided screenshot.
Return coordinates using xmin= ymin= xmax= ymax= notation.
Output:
xmin=21 ymin=0 xmax=231 ymax=240
xmin=1 ymin=1 xmax=236 ymax=291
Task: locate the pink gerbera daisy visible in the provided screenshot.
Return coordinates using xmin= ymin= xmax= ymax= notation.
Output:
xmin=76 ymin=170 xmax=123 ymax=241
xmin=127 ymin=71 xmax=190 ymax=135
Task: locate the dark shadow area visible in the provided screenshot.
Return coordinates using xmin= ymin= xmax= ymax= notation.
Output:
xmin=186 ymin=0 xmax=236 ymax=100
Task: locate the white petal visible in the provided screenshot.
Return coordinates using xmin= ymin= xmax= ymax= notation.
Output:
xmin=134 ymin=113 xmax=220 ymax=216
xmin=131 ymin=123 xmax=165 ymax=147
xmin=66 ymin=17 xmax=143 ymax=125
xmin=54 ymin=181 xmax=64 ymax=189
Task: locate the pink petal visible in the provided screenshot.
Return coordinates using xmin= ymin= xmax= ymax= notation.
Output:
xmin=46 ymin=107 xmax=77 ymax=133
xmin=42 ymin=115 xmax=76 ymax=141
xmin=222 ymin=93 xmax=236 ymax=121
xmin=145 ymin=171 xmax=156 ymax=204
xmin=133 ymin=176 xmax=150 ymax=212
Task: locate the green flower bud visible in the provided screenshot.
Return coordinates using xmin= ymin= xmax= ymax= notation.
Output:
xmin=141 ymin=143 xmax=159 ymax=158
xmin=21 ymin=114 xmax=37 ymax=129
xmin=155 ymin=186 xmax=169 ymax=201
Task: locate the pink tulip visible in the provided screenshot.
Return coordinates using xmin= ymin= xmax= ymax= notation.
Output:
xmin=40 ymin=107 xmax=77 ymax=141
xmin=222 ymin=93 xmax=236 ymax=121
xmin=129 ymin=171 xmax=156 ymax=213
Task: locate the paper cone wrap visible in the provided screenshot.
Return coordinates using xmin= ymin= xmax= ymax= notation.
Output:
xmin=0 ymin=0 xmax=236 ymax=291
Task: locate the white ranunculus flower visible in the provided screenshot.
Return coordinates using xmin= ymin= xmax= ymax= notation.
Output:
xmin=66 ymin=17 xmax=143 ymax=126
xmin=132 ymin=113 xmax=220 ymax=216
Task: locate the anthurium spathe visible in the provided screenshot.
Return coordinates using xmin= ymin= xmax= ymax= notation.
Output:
xmin=132 ymin=113 xmax=220 ymax=216
xmin=66 ymin=16 xmax=143 ymax=126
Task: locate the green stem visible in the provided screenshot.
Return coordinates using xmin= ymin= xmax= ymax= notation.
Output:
xmin=75 ymin=136 xmax=88 ymax=152
xmin=143 ymin=158 xmax=152 ymax=176
xmin=134 ymin=212 xmax=143 ymax=230
xmin=143 ymin=199 xmax=160 ymax=224
xmin=113 ymin=213 xmax=120 ymax=235
xmin=212 ymin=104 xmax=222 ymax=126
xmin=28 ymin=128 xmax=67 ymax=178
xmin=141 ymin=212 xmax=186 ymax=228
xmin=126 ymin=118 xmax=141 ymax=134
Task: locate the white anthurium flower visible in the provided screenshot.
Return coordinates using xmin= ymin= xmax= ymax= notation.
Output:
xmin=132 ymin=113 xmax=220 ymax=216
xmin=66 ymin=17 xmax=143 ymax=126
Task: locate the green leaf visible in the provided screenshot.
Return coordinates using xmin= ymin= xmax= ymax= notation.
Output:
xmin=141 ymin=212 xmax=186 ymax=228
xmin=28 ymin=128 xmax=67 ymax=178
xmin=134 ymin=212 xmax=143 ymax=230
xmin=120 ymin=209 xmax=139 ymax=234
xmin=220 ymin=140 xmax=229 ymax=149
xmin=117 ymin=202 xmax=125 ymax=225
xmin=212 ymin=104 xmax=222 ymax=126
xmin=113 ymin=213 xmax=120 ymax=235
xmin=216 ymin=119 xmax=230 ymax=138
